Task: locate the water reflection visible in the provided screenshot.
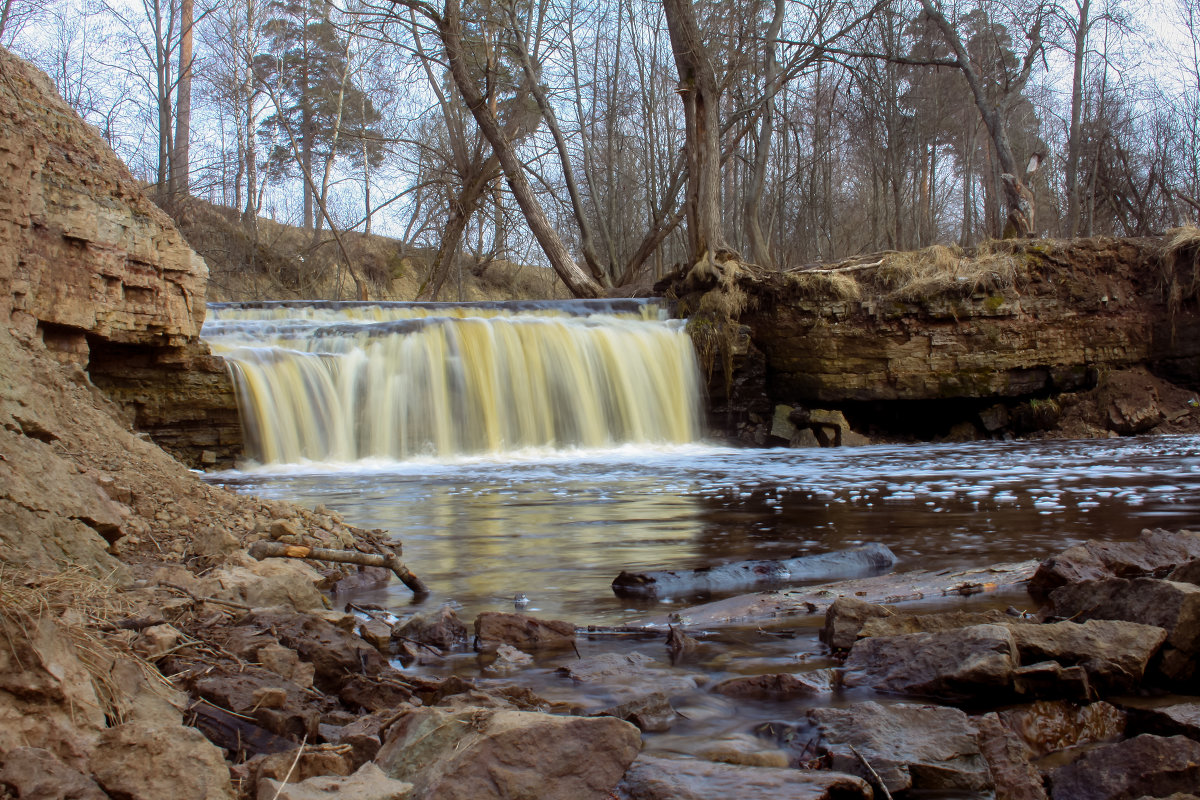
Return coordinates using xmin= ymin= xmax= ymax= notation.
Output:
xmin=210 ymin=434 xmax=1200 ymax=625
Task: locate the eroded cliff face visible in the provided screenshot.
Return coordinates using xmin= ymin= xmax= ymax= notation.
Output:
xmin=0 ymin=47 xmax=240 ymax=467
xmin=666 ymin=237 xmax=1200 ymax=444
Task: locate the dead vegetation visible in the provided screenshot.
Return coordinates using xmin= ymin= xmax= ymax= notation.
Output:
xmin=0 ymin=566 xmax=167 ymax=725
xmin=1162 ymin=225 xmax=1200 ymax=313
xmin=786 ymin=242 xmax=1026 ymax=303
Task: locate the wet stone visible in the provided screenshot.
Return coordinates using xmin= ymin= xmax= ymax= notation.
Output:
xmin=973 ymin=713 xmax=1048 ymax=800
xmin=711 ymin=671 xmax=835 ymax=700
xmin=1028 ymin=528 xmax=1200 ymax=601
xmin=807 ymin=701 xmax=992 ymax=795
xmin=617 ymin=753 xmax=872 ymax=800
xmin=591 ymin=691 xmax=677 ymax=733
xmin=556 ymin=651 xmax=704 ymax=699
xmin=997 ymin=700 xmax=1126 ymax=759
xmin=820 ymin=596 xmax=893 ymax=652
xmin=842 ymin=623 xmax=1018 ymax=702
xmin=394 ymin=605 xmax=467 ymax=651
xmin=1047 ymin=734 xmax=1200 ymax=800
xmin=1008 ymin=618 xmax=1167 ymax=693
xmin=1122 ymin=700 xmax=1200 ymax=740
xmin=474 ymin=611 xmax=575 ymax=653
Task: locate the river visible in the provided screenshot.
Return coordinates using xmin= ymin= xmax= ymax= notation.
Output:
xmin=201 ymin=300 xmax=1200 ymax=764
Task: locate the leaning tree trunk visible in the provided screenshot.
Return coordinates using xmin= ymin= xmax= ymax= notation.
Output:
xmin=432 ymin=0 xmax=602 ymax=298
xmin=663 ymin=0 xmax=735 ymax=285
xmin=919 ymin=0 xmax=1037 ymax=238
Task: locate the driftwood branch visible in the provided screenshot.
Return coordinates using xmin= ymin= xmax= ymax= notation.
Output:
xmin=248 ymin=542 xmax=430 ymax=597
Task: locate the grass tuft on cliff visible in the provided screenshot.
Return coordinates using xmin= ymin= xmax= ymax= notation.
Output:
xmin=786 ymin=242 xmax=1025 ymax=303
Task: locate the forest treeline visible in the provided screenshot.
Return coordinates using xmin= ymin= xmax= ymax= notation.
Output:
xmin=3 ymin=0 xmax=1199 ymax=297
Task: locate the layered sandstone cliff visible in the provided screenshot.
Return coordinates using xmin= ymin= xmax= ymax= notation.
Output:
xmin=0 ymin=47 xmax=240 ymax=466
xmin=668 ymin=237 xmax=1200 ymax=443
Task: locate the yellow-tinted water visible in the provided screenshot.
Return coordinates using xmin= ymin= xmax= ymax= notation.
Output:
xmin=203 ymin=301 xmax=702 ymax=464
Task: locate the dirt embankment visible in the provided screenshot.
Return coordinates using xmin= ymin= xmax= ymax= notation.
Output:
xmin=662 ymin=236 xmax=1200 ymax=445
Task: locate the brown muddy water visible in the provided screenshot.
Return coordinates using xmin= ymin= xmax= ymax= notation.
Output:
xmin=209 ymin=433 xmax=1200 ymax=761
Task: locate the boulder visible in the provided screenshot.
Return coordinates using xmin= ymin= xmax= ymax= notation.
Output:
xmin=1047 ymin=734 xmax=1200 ymax=800
xmin=89 ymin=720 xmax=234 ymax=800
xmin=1028 ymin=529 xmax=1200 ymax=601
xmin=1043 ymin=578 xmax=1200 ymax=681
xmin=238 ymin=609 xmax=390 ymax=692
xmin=201 ymin=560 xmax=325 ymax=612
xmin=394 ymin=605 xmax=467 ymax=651
xmin=1123 ymin=701 xmax=1200 ymax=740
xmin=997 ymin=700 xmax=1126 ymax=759
xmin=842 ymin=623 xmax=1018 ymax=702
xmin=473 ymin=612 xmax=575 ymax=653
xmin=374 ymin=706 xmax=641 ymax=800
xmin=0 ymin=615 xmax=107 ymax=771
xmin=591 ymin=691 xmax=677 ymax=733
xmin=257 ymin=763 xmax=412 ymax=800
xmin=617 ymin=754 xmax=871 ymax=800
xmin=0 ymin=747 xmax=108 ymax=800
xmin=973 ymin=713 xmax=1048 ymax=800
xmin=1099 ymin=369 xmax=1166 ymax=434
xmin=1007 ymin=619 xmax=1167 ymax=693
xmin=191 ymin=668 xmax=319 ymax=740
xmin=858 ymin=608 xmax=1019 ymax=638
xmin=819 ymin=596 xmax=893 ymax=651
xmin=807 ymin=701 xmax=991 ymax=795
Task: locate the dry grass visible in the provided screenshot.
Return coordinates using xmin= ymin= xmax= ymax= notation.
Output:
xmin=1160 ymin=226 xmax=1200 ymax=334
xmin=874 ymin=244 xmax=1023 ymax=300
xmin=789 ymin=271 xmax=863 ymax=301
xmin=0 ymin=566 xmax=166 ymax=724
xmin=788 ymin=243 xmax=1026 ymax=304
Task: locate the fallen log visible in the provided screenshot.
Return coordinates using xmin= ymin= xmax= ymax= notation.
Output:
xmin=248 ymin=541 xmax=429 ymax=597
xmin=638 ymin=559 xmax=1039 ymax=629
xmin=612 ymin=543 xmax=897 ymax=599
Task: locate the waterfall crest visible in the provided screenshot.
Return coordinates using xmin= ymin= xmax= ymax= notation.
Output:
xmin=202 ymin=300 xmax=703 ymax=464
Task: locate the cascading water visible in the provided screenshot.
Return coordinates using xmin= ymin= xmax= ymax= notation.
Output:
xmin=201 ymin=299 xmax=703 ymax=464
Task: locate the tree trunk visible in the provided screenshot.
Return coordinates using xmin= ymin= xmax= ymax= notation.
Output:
xmin=1065 ymin=0 xmax=1090 ymax=237
xmin=744 ymin=0 xmax=784 ymax=268
xmin=169 ymin=0 xmax=193 ymax=201
xmin=919 ymin=0 xmax=1038 ymax=238
xmin=432 ymin=0 xmax=602 ymax=298
xmin=663 ymin=0 xmax=733 ymax=284
xmin=420 ymin=155 xmax=500 ymax=300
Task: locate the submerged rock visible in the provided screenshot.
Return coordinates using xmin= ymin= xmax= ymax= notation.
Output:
xmin=807 ymin=701 xmax=991 ymax=795
xmin=394 ymin=605 xmax=468 ymax=651
xmin=711 ymin=671 xmax=835 ymax=700
xmin=473 ymin=611 xmax=576 ymax=653
xmin=819 ymin=596 xmax=893 ymax=652
xmin=617 ymin=753 xmax=871 ymax=800
xmin=556 ymin=651 xmax=704 ymax=699
xmin=374 ymin=706 xmax=641 ymax=800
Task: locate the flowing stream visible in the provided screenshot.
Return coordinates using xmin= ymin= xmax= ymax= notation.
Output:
xmin=202 ymin=300 xmax=1200 ymax=763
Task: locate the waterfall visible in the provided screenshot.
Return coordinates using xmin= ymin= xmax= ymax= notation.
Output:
xmin=202 ymin=300 xmax=703 ymax=464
